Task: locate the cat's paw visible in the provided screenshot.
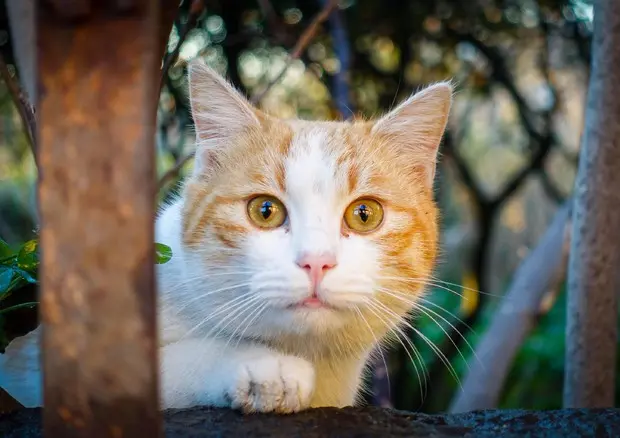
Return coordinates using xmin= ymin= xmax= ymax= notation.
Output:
xmin=226 ymin=355 xmax=315 ymax=414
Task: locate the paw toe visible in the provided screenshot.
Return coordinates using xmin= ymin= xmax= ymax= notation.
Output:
xmin=227 ymin=355 xmax=315 ymax=414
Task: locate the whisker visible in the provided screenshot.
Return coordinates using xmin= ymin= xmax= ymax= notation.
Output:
xmin=362 ymin=300 xmax=428 ymax=402
xmin=417 ymin=297 xmax=478 ymax=336
xmin=173 ymin=281 xmax=253 ymax=313
xmin=169 ymin=271 xmax=256 ymax=288
xmin=413 ymin=305 xmax=472 ymax=370
xmin=377 ymin=287 xmax=480 ymax=368
xmin=180 ymin=296 xmax=265 ymax=383
xmin=353 ymin=306 xmax=391 ymax=402
xmin=179 ymin=291 xmax=255 ymax=339
xmin=206 ymin=295 xmax=265 ymax=345
xmin=427 ymin=275 xmax=502 ymax=297
xmin=377 ymin=274 xmax=502 ymax=299
xmin=370 ymin=299 xmax=461 ymax=388
xmin=231 ymin=303 xmax=269 ymax=350
xmin=377 ymin=276 xmax=468 ymax=300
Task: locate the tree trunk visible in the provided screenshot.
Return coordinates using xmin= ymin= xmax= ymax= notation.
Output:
xmin=564 ymin=0 xmax=620 ymax=408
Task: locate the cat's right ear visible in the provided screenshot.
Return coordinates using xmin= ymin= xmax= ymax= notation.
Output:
xmin=188 ymin=60 xmax=261 ymax=175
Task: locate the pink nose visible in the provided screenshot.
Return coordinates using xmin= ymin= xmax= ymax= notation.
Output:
xmin=296 ymin=253 xmax=338 ymax=294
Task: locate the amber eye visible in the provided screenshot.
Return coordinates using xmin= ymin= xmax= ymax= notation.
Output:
xmin=344 ymin=198 xmax=384 ymax=233
xmin=247 ymin=195 xmax=287 ymax=229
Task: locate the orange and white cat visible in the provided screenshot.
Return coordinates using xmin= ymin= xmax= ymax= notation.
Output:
xmin=0 ymin=61 xmax=452 ymax=413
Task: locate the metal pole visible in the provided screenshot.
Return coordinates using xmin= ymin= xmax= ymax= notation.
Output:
xmin=564 ymin=0 xmax=620 ymax=408
xmin=38 ymin=1 xmax=162 ymax=436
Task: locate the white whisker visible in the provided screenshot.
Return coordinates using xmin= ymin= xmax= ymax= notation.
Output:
xmin=205 ymin=295 xmax=265 ymax=345
xmin=353 ymin=306 xmax=391 ymax=401
xmin=377 ymin=287 xmax=479 ymax=368
xmin=362 ymin=300 xmax=428 ymax=402
xmin=370 ymin=298 xmax=461 ymax=388
xmin=417 ymin=297 xmax=478 ymax=335
xmin=377 ymin=275 xmax=468 ymax=300
xmin=231 ymin=303 xmax=269 ymax=350
xmin=427 ymin=275 xmax=502 ymax=297
xmin=173 ymin=281 xmax=253 ymax=314
xmin=179 ymin=291 xmax=255 ymax=340
xmin=169 ymin=271 xmax=256 ymax=289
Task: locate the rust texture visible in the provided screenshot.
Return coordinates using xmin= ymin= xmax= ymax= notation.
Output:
xmin=564 ymin=0 xmax=620 ymax=408
xmin=38 ymin=1 xmax=163 ymax=436
xmin=47 ymin=0 xmax=91 ymax=19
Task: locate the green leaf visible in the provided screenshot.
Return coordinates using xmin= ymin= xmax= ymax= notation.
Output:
xmin=155 ymin=243 xmax=172 ymax=264
xmin=14 ymin=268 xmax=37 ymax=284
xmin=0 ymin=302 xmax=38 ymax=315
xmin=17 ymin=240 xmax=39 ymax=271
xmin=0 ymin=239 xmax=12 ymax=260
xmin=0 ymin=266 xmax=14 ymax=294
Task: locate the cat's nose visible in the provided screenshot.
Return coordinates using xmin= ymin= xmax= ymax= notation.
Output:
xmin=296 ymin=253 xmax=338 ymax=290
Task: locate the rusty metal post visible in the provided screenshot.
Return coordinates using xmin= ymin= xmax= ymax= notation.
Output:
xmin=564 ymin=0 xmax=620 ymax=408
xmin=37 ymin=1 xmax=162 ymax=436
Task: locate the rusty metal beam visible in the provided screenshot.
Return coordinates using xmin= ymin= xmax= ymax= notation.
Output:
xmin=46 ymin=0 xmax=91 ymax=19
xmin=37 ymin=1 xmax=162 ymax=437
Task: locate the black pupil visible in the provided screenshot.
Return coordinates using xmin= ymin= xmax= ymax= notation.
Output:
xmin=260 ymin=201 xmax=274 ymax=220
xmin=356 ymin=204 xmax=371 ymax=223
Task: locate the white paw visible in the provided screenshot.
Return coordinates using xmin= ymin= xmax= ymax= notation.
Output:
xmin=226 ymin=355 xmax=315 ymax=414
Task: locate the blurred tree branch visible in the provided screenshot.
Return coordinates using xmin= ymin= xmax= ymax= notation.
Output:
xmin=443 ymin=27 xmax=544 ymax=145
xmin=158 ymin=151 xmax=195 ymax=191
xmin=450 ymin=200 xmax=572 ymax=412
xmin=416 ymin=16 xmax=563 ymax=410
xmin=5 ymin=0 xmax=36 ymax=104
xmin=256 ymin=0 xmax=294 ymax=46
xmin=427 ymin=139 xmax=557 ymax=408
xmin=0 ymin=53 xmax=36 ymax=165
xmin=539 ymin=170 xmax=567 ymax=203
xmin=159 ymin=0 xmax=182 ymax=64
xmin=251 ymin=0 xmax=340 ymax=104
xmin=320 ymin=0 xmax=353 ymax=118
xmin=160 ymin=0 xmax=205 ymax=91
xmin=157 ymin=1 xmax=202 ymax=193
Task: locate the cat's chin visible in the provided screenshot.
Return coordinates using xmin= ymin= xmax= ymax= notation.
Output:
xmin=254 ymin=302 xmax=350 ymax=336
xmin=287 ymin=297 xmax=335 ymax=310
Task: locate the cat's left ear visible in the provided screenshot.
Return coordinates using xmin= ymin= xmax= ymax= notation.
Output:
xmin=371 ymin=81 xmax=453 ymax=186
xmin=187 ymin=59 xmax=262 ymax=176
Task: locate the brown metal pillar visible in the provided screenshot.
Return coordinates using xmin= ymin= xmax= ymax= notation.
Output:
xmin=37 ymin=1 xmax=162 ymax=436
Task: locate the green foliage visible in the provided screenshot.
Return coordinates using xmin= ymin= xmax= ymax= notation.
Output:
xmin=0 ymin=237 xmax=172 ymax=352
xmin=0 ymin=239 xmax=38 ymax=312
xmin=0 ymin=238 xmax=38 ymax=352
xmin=155 ymin=242 xmax=173 ymax=264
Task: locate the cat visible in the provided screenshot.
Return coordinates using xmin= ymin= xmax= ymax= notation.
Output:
xmin=0 ymin=60 xmax=452 ymax=414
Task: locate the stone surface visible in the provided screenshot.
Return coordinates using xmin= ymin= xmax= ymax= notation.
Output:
xmin=1 ymin=406 xmax=619 ymax=437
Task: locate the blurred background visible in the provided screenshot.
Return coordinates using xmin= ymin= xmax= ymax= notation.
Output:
xmin=0 ymin=0 xmax=611 ymax=414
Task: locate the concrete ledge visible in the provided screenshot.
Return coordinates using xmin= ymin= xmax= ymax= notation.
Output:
xmin=2 ymin=405 xmax=619 ymax=437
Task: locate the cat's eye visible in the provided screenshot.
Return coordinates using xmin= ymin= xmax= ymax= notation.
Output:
xmin=343 ymin=198 xmax=384 ymax=233
xmin=247 ymin=195 xmax=287 ymax=229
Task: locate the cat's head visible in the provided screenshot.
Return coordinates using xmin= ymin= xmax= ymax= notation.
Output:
xmin=179 ymin=60 xmax=451 ymax=346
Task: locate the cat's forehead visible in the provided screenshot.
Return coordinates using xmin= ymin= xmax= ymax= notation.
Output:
xmin=217 ymin=117 xmax=411 ymax=208
xmin=282 ymin=122 xmax=360 ymax=202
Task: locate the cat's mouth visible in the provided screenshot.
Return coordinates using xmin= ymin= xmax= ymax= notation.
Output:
xmin=288 ymin=296 xmax=335 ymax=310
